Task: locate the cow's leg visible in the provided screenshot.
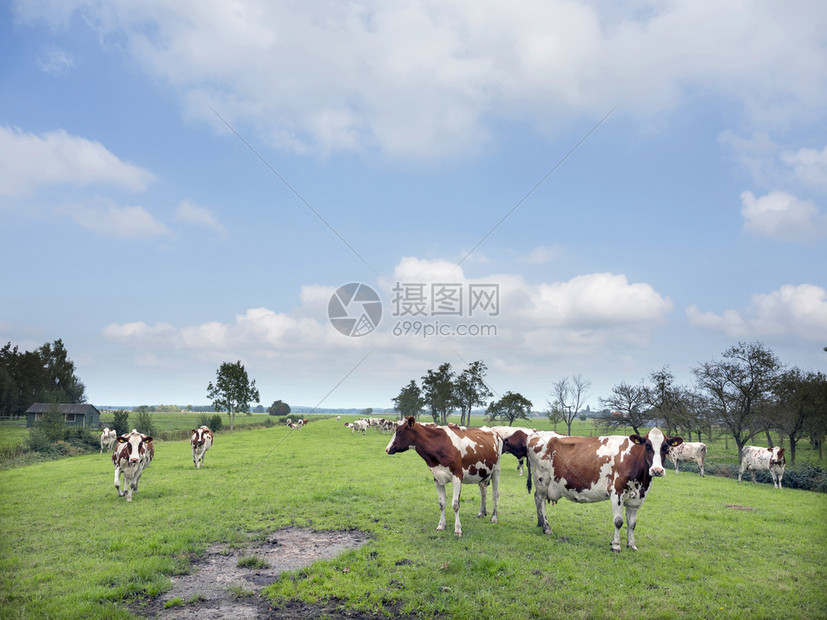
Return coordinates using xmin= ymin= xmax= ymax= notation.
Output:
xmin=434 ymin=481 xmax=447 ymax=532
xmin=750 ymin=468 xmax=757 ymax=484
xmin=477 ymin=481 xmax=487 ymax=518
xmin=517 ymin=458 xmax=524 ymax=475
xmin=534 ymin=489 xmax=552 ymax=535
xmin=610 ymin=498 xmax=624 ymax=553
xmin=114 ymin=466 xmax=125 ymax=497
xmin=777 ymin=469 xmax=783 ymax=489
xmin=451 ymin=476 xmax=463 ymax=536
xmin=738 ymin=462 xmax=745 ymax=483
xmin=625 ymin=505 xmax=639 ymax=550
xmin=698 ymin=457 xmax=705 ymax=477
xmin=490 ymin=467 xmax=500 ymax=524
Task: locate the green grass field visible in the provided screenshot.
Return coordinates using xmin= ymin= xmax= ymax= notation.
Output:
xmin=1 ymin=417 xmax=825 ymax=618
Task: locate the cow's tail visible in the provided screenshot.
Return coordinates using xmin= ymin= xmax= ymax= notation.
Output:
xmin=699 ymin=443 xmax=707 ymax=460
xmin=526 ymin=457 xmax=533 ymax=494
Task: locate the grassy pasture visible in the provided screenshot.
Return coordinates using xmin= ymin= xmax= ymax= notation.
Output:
xmin=0 ymin=417 xmax=825 ymax=619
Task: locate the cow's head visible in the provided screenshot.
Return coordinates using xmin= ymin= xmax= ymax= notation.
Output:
xmin=502 ymin=430 xmax=530 ymax=460
xmin=117 ymin=431 xmax=152 ymax=464
xmin=190 ymin=426 xmax=210 ymax=448
xmin=770 ymin=447 xmax=786 ymax=466
xmin=630 ymin=428 xmax=682 ymax=477
xmin=385 ymin=417 xmax=418 ymax=454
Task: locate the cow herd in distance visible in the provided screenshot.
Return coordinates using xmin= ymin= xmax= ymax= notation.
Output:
xmin=97 ymin=414 xmax=789 ymax=551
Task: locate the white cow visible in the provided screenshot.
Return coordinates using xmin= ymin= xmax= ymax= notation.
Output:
xmin=191 ymin=426 xmax=213 ymax=469
xmin=112 ymin=430 xmax=154 ymax=502
xmin=667 ymin=441 xmax=707 ymax=476
xmin=345 ymin=420 xmax=368 ymax=435
xmin=738 ymin=446 xmax=786 ymax=488
xmin=100 ymin=427 xmax=117 ymax=454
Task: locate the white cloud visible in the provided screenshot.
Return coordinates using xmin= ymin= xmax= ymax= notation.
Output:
xmin=174 ymin=199 xmax=226 ymax=236
xmin=58 ymin=203 xmax=171 ymax=239
xmin=36 ymin=47 xmax=75 ymax=74
xmin=687 ymin=284 xmax=827 ymax=341
xmin=740 ymin=191 xmax=827 ymax=242
xmin=520 ymin=245 xmax=562 ymax=265
xmin=15 ymin=1 xmax=827 ymax=160
xmin=0 ymin=125 xmax=154 ymax=198
xmin=104 ymin=258 xmax=673 ymax=363
xmin=781 ymin=146 xmax=827 ymax=191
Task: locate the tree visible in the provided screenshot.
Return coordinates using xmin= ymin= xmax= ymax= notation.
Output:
xmin=487 ymin=391 xmax=532 ymax=426
xmin=361 ymin=407 xmax=373 ymax=416
xmin=134 ymin=411 xmax=155 ymax=436
xmin=693 ymin=341 xmax=781 ymax=460
xmin=453 ymin=360 xmax=492 ymax=426
xmin=0 ymin=339 xmax=86 ymax=417
xmin=773 ymin=369 xmax=827 ymax=465
xmin=206 ymin=360 xmax=260 ymax=431
xmin=112 ymin=410 xmax=130 ymax=435
xmin=598 ymin=381 xmax=650 ymax=435
xmin=548 ymin=374 xmax=591 ymax=436
xmin=268 ymin=400 xmax=291 ymax=416
xmin=392 ymin=380 xmax=425 ymax=420
xmin=422 ymin=363 xmax=456 ymax=424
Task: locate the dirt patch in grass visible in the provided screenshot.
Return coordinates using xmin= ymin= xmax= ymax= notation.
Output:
xmin=132 ymin=527 xmax=394 ymax=619
xmin=725 ymin=504 xmax=757 ymax=511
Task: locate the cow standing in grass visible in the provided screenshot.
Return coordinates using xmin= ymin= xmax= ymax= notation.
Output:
xmin=100 ymin=427 xmax=117 ymax=454
xmin=385 ymin=418 xmax=502 ymax=537
xmin=191 ymin=426 xmax=213 ymax=469
xmin=667 ymin=441 xmax=707 ymax=476
xmin=738 ymin=446 xmax=786 ymax=488
xmin=525 ymin=428 xmax=682 ymax=552
xmin=113 ymin=430 xmax=154 ymax=502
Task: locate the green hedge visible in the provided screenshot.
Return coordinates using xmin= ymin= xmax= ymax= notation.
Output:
xmin=676 ymin=461 xmax=827 ymax=492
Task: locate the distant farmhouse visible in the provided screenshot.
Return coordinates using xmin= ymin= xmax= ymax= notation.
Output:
xmin=25 ymin=403 xmax=100 ymax=428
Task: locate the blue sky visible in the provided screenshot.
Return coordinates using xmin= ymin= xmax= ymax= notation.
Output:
xmin=1 ymin=1 xmax=825 ymax=411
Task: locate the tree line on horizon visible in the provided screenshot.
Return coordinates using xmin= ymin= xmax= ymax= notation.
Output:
xmin=392 ymin=342 xmax=827 ymax=465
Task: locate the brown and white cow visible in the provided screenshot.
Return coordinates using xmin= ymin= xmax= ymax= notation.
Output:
xmin=385 ymin=417 xmax=503 ymax=537
xmin=526 ymin=428 xmax=682 ymax=552
xmin=112 ymin=429 xmax=154 ymax=502
xmin=100 ymin=427 xmax=117 ymax=454
xmin=191 ymin=425 xmax=213 ymax=469
xmin=667 ymin=441 xmax=707 ymax=476
xmin=738 ymin=446 xmax=786 ymax=488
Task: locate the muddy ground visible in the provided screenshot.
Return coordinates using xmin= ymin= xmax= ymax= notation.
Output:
xmin=131 ymin=527 xmax=413 ymax=619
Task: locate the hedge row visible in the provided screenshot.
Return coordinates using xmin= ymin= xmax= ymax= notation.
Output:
xmin=674 ymin=461 xmax=827 ymax=493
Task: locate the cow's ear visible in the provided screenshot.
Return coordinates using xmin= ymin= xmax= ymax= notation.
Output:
xmin=117 ymin=436 xmax=128 ymax=443
xmin=143 ymin=435 xmax=153 ymax=442
xmin=406 ymin=417 xmax=416 ymax=427
xmin=191 ymin=429 xmax=197 ymax=434
xmin=630 ymin=435 xmax=645 ymax=445
xmin=668 ymin=436 xmax=683 ymax=447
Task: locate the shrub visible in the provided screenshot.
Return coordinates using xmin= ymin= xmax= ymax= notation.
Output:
xmin=209 ymin=414 xmax=223 ymax=432
xmin=39 ymin=405 xmax=66 ymax=442
xmin=134 ymin=411 xmax=156 ymax=436
xmin=264 ymin=417 xmax=276 ymax=428
xmin=64 ymin=427 xmax=99 ymax=450
xmin=27 ymin=427 xmax=55 ymax=454
xmin=681 ymin=462 xmax=827 ymax=493
xmin=197 ymin=413 xmax=211 ymax=428
xmin=112 ymin=410 xmax=130 ymax=435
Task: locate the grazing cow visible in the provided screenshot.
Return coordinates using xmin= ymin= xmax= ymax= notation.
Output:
xmin=336 ymin=416 xmax=341 ymax=421
xmin=738 ymin=446 xmax=786 ymax=488
xmin=667 ymin=441 xmax=707 ymax=476
xmin=525 ymin=428 xmax=682 ymax=552
xmin=345 ymin=420 xmax=368 ymax=435
xmin=191 ymin=425 xmax=213 ymax=469
xmin=490 ymin=426 xmax=540 ymax=475
xmin=112 ymin=430 xmax=154 ymax=502
xmin=385 ymin=417 xmax=503 ymax=537
xmin=100 ymin=427 xmax=117 ymax=454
